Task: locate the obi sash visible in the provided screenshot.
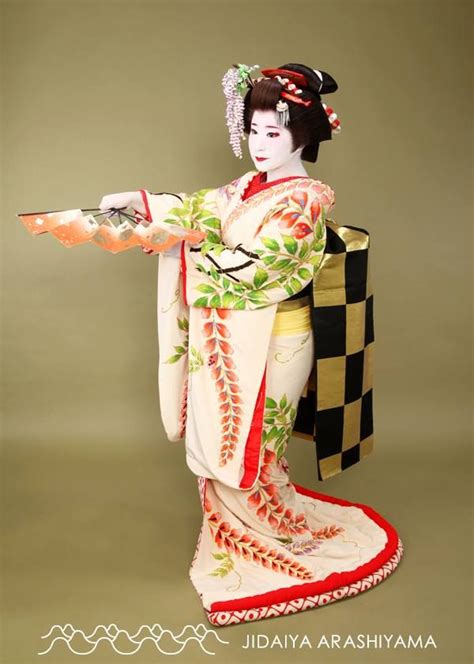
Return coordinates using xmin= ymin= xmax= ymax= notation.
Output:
xmin=292 ymin=219 xmax=375 ymax=481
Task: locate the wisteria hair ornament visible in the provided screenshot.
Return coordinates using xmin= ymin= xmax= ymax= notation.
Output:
xmin=222 ymin=63 xmax=260 ymax=159
xmin=222 ymin=63 xmax=342 ymax=158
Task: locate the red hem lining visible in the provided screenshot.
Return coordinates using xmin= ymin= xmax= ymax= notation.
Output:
xmin=239 ymin=365 xmax=267 ymax=489
xmin=209 ymin=484 xmax=400 ymax=612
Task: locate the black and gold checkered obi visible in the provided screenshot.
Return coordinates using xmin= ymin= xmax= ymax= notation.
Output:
xmin=290 ymin=220 xmax=375 ymax=481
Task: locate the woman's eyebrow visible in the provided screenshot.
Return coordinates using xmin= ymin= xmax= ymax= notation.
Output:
xmin=251 ymin=123 xmax=280 ymax=129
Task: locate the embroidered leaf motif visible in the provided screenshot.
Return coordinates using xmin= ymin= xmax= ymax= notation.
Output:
xmin=261 ymin=393 xmax=297 ymax=461
xmin=177 ymin=316 xmax=189 ymax=331
xmin=209 ymin=552 xmax=234 ymax=577
xmin=186 ymin=180 xmax=328 ymax=310
xmin=222 ymin=291 xmax=240 ymax=307
xmin=298 ymin=267 xmax=312 ymax=280
xmin=193 ymin=296 xmax=210 ymax=307
xmin=282 ymin=235 xmax=298 ymax=255
xmin=164 ymin=316 xmax=189 ymax=364
xmin=253 ymin=267 xmax=268 ymax=288
xmin=189 ymin=345 xmax=204 ymax=372
xmin=196 ymin=284 xmax=216 ymax=294
xmin=261 ymin=237 xmax=280 ymax=251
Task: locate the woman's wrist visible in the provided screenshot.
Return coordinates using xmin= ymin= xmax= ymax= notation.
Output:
xmin=131 ymin=190 xmax=147 ymax=217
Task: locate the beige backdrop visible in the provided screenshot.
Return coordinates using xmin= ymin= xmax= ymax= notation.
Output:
xmin=1 ymin=0 xmax=472 ymax=662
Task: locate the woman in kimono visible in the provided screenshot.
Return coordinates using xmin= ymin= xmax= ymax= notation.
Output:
xmin=100 ymin=63 xmax=403 ymax=626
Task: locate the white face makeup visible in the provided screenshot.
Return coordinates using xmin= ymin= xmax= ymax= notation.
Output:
xmin=248 ymin=109 xmax=303 ymax=174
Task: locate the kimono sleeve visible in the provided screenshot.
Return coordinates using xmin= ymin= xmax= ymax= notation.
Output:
xmin=180 ymin=184 xmax=330 ymax=310
xmin=140 ymin=182 xmax=333 ymax=310
xmin=138 ymin=187 xmax=224 ymax=237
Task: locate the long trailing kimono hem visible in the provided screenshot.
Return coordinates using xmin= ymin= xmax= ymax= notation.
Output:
xmin=196 ymin=481 xmax=403 ymax=626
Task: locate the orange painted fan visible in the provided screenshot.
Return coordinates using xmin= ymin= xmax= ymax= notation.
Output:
xmin=16 ymin=206 xmax=205 ymax=254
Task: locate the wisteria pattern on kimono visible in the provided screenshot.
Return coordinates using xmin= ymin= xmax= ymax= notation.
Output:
xmin=141 ymin=171 xmax=331 ymax=490
xmin=139 ymin=170 xmax=403 ymax=626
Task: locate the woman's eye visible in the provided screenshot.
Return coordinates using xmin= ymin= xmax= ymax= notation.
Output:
xmin=268 ymin=132 xmax=279 ymax=138
xmin=250 ymin=129 xmax=257 ymax=134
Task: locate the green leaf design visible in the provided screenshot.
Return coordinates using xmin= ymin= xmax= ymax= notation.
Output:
xmin=177 ymin=317 xmax=189 ymax=331
xmin=222 ymin=291 xmax=239 ymax=306
xmin=316 ymin=220 xmax=325 ymax=240
xmin=208 ymin=552 xmax=235 ymax=579
xmin=274 ymin=437 xmax=286 ymax=460
xmin=209 ymin=294 xmax=222 ymax=307
xmin=299 ymin=239 xmax=311 ymax=260
xmin=253 ymin=267 xmax=269 ymax=288
xmin=262 ymin=393 xmax=298 ymax=458
xmin=166 ymin=354 xmax=183 ymax=364
xmin=247 ymin=290 xmax=269 ymax=304
xmin=282 ymin=235 xmax=298 ymax=255
xmin=290 ymin=277 xmax=301 ymax=291
xmin=206 ymin=230 xmax=221 ymax=244
xmin=196 ymin=284 xmax=216 ymax=294
xmin=272 ymin=258 xmax=292 ymax=270
xmin=261 ymin=237 xmax=280 ymax=252
xmin=297 ymin=267 xmax=312 ymax=280
xmin=188 ymin=344 xmax=204 ymax=372
xmin=267 ymin=425 xmax=280 ymax=442
xmin=200 ymin=217 xmax=221 ymax=229
xmin=192 ymin=296 xmax=210 ymax=307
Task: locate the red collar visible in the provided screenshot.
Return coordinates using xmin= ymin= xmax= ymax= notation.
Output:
xmin=242 ymin=171 xmax=309 ymax=200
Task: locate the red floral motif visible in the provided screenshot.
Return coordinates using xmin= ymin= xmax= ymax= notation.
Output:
xmin=204 ymin=496 xmax=314 ymax=580
xmin=247 ymin=449 xmax=312 ymax=537
xmin=225 ymin=178 xmax=324 ymax=233
xmin=274 ymin=189 xmax=321 ymax=240
xmin=310 ymin=524 xmax=344 ymax=540
xmin=201 ymin=307 xmax=242 ymax=467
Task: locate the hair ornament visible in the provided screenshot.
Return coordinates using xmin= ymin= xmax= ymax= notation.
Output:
xmin=275 ymin=99 xmax=290 ymax=127
xmin=222 ymin=63 xmax=259 ymax=159
xmin=322 ymin=102 xmax=342 ymax=134
xmin=222 ymin=63 xmax=342 ymax=159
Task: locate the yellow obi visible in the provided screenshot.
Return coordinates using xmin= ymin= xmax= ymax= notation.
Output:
xmin=272 ymin=295 xmax=312 ymax=335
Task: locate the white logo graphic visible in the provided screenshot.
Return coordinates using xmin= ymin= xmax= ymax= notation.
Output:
xmin=38 ymin=623 xmax=229 ymax=656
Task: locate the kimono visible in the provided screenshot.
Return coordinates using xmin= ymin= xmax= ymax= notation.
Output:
xmin=138 ymin=170 xmax=403 ymax=625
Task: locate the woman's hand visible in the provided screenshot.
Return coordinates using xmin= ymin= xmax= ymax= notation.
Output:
xmin=98 ymin=191 xmax=146 ymax=216
xmin=99 ymin=190 xmax=157 ymax=254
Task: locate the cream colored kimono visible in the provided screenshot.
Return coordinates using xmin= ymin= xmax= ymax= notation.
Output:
xmin=139 ymin=170 xmax=403 ymax=625
xmin=142 ymin=171 xmax=330 ymax=489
